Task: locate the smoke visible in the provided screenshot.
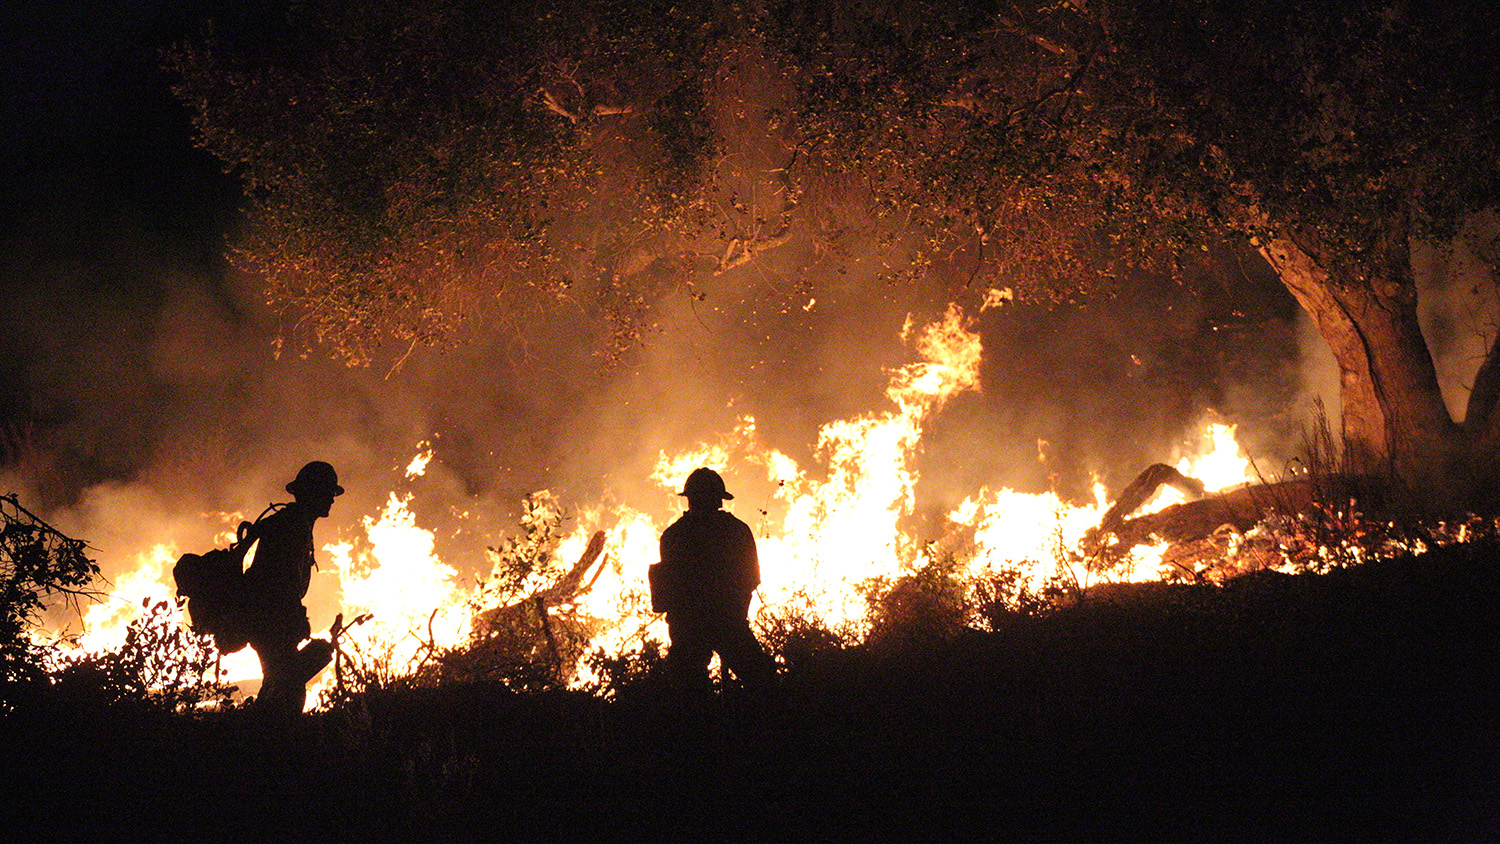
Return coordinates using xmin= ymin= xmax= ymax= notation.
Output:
xmin=4 ymin=228 xmax=1318 ymax=641
xmin=1414 ymin=223 xmax=1500 ymax=424
xmin=1 ymin=2 xmax=1329 ymax=640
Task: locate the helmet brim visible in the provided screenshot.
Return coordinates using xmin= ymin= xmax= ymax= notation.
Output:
xmin=287 ymin=481 xmax=345 ymax=497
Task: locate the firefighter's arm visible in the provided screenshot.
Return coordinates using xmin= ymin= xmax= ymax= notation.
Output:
xmin=737 ymin=521 xmax=761 ymax=592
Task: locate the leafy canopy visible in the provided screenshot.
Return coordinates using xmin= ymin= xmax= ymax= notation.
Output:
xmin=174 ymin=0 xmax=1500 ymax=363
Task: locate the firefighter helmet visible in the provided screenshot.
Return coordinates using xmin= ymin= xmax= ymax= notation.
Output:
xmin=286 ymin=460 xmax=345 ymax=498
xmin=679 ymin=467 xmax=733 ymax=500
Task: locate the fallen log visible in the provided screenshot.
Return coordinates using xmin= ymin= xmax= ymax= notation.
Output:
xmin=1108 ymin=473 xmax=1388 ymax=549
xmin=1094 ymin=464 xmax=1206 ymax=541
xmin=475 ymin=529 xmax=608 ymax=631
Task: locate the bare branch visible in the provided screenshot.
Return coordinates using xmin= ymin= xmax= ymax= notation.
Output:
xmin=539 ymin=87 xmax=580 ymax=123
xmin=715 ymin=228 xmax=794 ymax=275
xmin=997 ymin=15 xmax=1068 ymax=56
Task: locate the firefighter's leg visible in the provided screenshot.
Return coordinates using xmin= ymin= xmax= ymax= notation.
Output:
xmin=252 ymin=637 xmax=304 ymax=717
xmin=664 ymin=613 xmax=714 ymax=694
xmin=719 ymin=618 xmax=775 ymax=691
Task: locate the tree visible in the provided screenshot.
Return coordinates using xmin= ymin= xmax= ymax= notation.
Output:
xmin=173 ymin=0 xmax=1500 ymax=501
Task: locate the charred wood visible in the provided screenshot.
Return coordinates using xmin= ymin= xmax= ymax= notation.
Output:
xmin=1095 ymin=463 xmax=1206 ymax=541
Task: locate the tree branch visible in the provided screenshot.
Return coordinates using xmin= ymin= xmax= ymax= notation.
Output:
xmin=715 ymin=228 xmax=794 ymax=275
xmin=539 ymin=87 xmax=580 ymax=123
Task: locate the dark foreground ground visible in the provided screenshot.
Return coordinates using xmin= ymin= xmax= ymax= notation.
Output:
xmin=6 ymin=541 xmax=1500 ymax=843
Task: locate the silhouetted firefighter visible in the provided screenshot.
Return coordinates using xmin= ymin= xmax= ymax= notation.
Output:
xmin=651 ymin=468 xmax=775 ymax=695
xmin=242 ymin=461 xmax=343 ymax=716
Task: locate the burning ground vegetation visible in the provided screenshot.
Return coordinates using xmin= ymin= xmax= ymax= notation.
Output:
xmin=10 ymin=306 xmax=1500 ymax=711
xmin=3 ymin=310 xmax=1500 ymax=841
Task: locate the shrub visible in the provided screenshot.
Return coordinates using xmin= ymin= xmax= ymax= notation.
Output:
xmin=1 ymin=494 xmax=101 ymax=705
xmin=581 ymin=638 xmax=667 ymax=699
xmin=863 ymin=556 xmax=971 ymax=650
xmin=49 ymin=598 xmax=234 ymax=712
xmin=755 ymin=599 xmax=850 ymax=673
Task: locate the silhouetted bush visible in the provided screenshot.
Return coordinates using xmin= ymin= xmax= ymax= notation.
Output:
xmin=6 ymin=536 xmax=1499 ymax=843
xmin=756 ymin=600 xmax=850 ymax=673
xmin=863 ymin=556 xmax=971 ymax=650
xmin=581 ymin=638 xmax=667 ymax=698
xmin=1 ymin=493 xmax=100 ymax=704
xmin=49 ymin=598 xmax=233 ymax=712
xmin=969 ymin=565 xmax=1058 ymax=631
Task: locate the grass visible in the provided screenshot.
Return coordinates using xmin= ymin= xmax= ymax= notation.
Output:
xmin=5 ymin=540 xmax=1500 ymax=843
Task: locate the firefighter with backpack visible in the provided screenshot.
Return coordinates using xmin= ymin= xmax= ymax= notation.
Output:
xmin=175 ymin=460 xmax=343 ymax=716
xmin=241 ymin=460 xmax=343 ymax=717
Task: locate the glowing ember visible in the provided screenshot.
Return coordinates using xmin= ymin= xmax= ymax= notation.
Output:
xmin=980 ymin=287 xmax=1014 ymax=311
xmin=404 ymin=441 xmax=434 ymax=478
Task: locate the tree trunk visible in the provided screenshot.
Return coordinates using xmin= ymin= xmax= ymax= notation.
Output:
xmin=1259 ymin=234 xmax=1473 ymax=504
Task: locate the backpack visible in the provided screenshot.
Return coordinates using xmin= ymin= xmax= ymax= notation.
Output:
xmin=173 ymin=508 xmax=274 ymax=654
xmin=647 ymin=562 xmax=681 ymax=614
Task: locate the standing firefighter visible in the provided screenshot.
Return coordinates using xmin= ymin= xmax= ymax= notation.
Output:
xmin=243 ymin=461 xmax=342 ymax=716
xmin=651 ymin=468 xmax=775 ymax=694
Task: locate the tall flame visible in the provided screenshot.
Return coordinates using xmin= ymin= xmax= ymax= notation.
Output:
xmin=321 ymin=492 xmax=468 ymax=680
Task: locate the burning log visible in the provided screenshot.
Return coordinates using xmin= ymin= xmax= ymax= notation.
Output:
xmin=1081 ymin=462 xmax=1216 ymax=562
xmin=1109 ymin=479 xmax=1314 ymax=548
xmin=1094 ymin=464 xmax=1206 ymax=541
xmin=1108 ymin=475 xmax=1393 ymax=547
xmin=533 ymin=529 xmax=608 ymax=606
xmin=475 ymin=529 xmax=607 ymax=631
xmin=1096 ymin=470 xmax=1390 ymax=581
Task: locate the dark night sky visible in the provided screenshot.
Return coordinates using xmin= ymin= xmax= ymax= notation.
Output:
xmin=0 ymin=2 xmax=1343 ymax=592
xmin=2 ymin=3 xmax=228 ymax=479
